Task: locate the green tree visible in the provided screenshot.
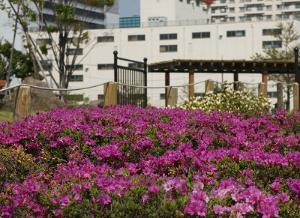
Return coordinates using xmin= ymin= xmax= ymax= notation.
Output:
xmin=0 ymin=0 xmax=114 ymax=97
xmin=0 ymin=40 xmax=33 ymax=80
xmin=252 ymin=21 xmax=300 ymax=110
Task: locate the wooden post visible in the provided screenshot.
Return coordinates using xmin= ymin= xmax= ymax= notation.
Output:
xmin=233 ymin=73 xmax=239 ymax=91
xmin=293 ymin=83 xmax=299 ymax=112
xmin=165 ymin=72 xmax=170 ymax=107
xmin=15 ymin=86 xmax=31 ymax=119
xmin=166 ymin=86 xmax=178 ymax=107
xmin=262 ymin=72 xmax=268 ymax=96
xmin=258 ymin=83 xmax=267 ymax=97
xmin=262 ymin=72 xmax=268 ymax=85
xmin=277 ymin=83 xmax=284 ymax=110
xmin=205 ymin=80 xmax=214 ymax=94
xmin=188 ymin=70 xmax=195 ymax=100
xmin=104 ymin=82 xmax=117 ymax=106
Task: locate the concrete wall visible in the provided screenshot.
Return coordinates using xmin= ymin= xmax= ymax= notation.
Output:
xmin=140 ymin=0 xmax=206 ymax=23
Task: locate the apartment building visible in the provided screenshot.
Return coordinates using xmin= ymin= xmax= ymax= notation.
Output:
xmin=38 ymin=0 xmax=119 ymax=29
xmin=208 ymin=0 xmax=300 ymax=23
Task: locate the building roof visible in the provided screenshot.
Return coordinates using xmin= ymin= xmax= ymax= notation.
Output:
xmin=148 ymin=59 xmax=296 ymax=74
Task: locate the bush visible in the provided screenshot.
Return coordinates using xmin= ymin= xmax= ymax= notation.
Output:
xmin=179 ymin=83 xmax=270 ymax=115
xmin=0 ymin=146 xmax=36 ymax=185
xmin=0 ymin=106 xmax=299 ymax=217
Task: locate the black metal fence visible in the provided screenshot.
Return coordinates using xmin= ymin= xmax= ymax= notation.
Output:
xmin=113 ymin=51 xmax=147 ymax=107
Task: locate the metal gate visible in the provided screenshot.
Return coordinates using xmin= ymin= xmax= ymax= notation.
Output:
xmin=113 ymin=51 xmax=148 ymax=107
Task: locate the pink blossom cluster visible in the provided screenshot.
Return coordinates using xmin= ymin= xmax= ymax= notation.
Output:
xmin=0 ymin=106 xmax=299 ymax=217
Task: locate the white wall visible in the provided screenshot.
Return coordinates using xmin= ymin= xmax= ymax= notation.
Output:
xmin=140 ymin=0 xmax=207 ymax=23
xmin=140 ymin=0 xmax=176 ymax=23
xmin=175 ymin=0 xmax=207 ymax=21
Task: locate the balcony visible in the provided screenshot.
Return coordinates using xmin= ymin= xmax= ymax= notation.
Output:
xmin=282 ymin=4 xmax=300 ymax=12
xmin=211 ymin=0 xmax=233 ymax=7
xmin=243 ymin=7 xmax=265 ymax=14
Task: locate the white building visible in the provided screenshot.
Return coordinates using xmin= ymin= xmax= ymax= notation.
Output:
xmin=30 ymin=0 xmax=300 ymax=107
xmin=208 ymin=0 xmax=300 ymax=23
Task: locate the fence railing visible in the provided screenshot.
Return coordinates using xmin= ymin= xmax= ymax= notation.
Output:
xmin=104 ymin=80 xmax=300 ymax=111
xmin=0 ymin=80 xmax=299 ymax=120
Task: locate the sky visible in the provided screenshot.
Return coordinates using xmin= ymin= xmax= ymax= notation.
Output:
xmin=0 ymin=10 xmax=23 ymax=50
xmin=119 ymin=0 xmax=140 ymax=17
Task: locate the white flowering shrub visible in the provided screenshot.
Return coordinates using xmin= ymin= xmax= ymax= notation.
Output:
xmin=179 ymin=85 xmax=271 ymax=115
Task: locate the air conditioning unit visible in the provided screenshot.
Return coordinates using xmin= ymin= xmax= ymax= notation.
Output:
xmin=148 ymin=17 xmax=167 ymax=27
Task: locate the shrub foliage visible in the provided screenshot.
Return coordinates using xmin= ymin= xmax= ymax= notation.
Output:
xmin=179 ymin=83 xmax=271 ymax=115
xmin=0 ymin=106 xmax=299 ymax=217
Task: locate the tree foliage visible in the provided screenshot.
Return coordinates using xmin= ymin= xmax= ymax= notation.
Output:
xmin=0 ymin=40 xmax=33 ymax=80
xmin=0 ymin=0 xmax=114 ymax=91
xmin=252 ymin=22 xmax=300 ymax=110
xmin=252 ymin=22 xmax=299 ymax=83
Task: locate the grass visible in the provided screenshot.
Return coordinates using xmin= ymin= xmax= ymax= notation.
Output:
xmin=0 ymin=110 xmax=13 ymax=121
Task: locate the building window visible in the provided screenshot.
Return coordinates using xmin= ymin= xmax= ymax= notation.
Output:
xmin=262 ymin=41 xmax=282 ymax=49
xmin=128 ymin=34 xmax=146 ymax=41
xmin=160 ymin=93 xmax=166 ymax=100
xmin=119 ymin=16 xmax=141 ymax=28
xmin=160 ymin=33 xmax=177 ymax=40
xmin=226 ymin=30 xmax=246 ymax=37
xmin=97 ymin=36 xmax=114 ymax=42
xmin=160 ymin=45 xmax=178 ymax=53
xmin=36 ymin=38 xmax=52 ymax=46
xmin=128 ymin=63 xmax=144 ymax=69
xmin=69 ymin=75 xmax=83 ymax=82
xmin=65 ymin=94 xmax=84 ymax=101
xmin=97 ymin=64 xmax=114 ymax=70
xmin=268 ymin=92 xmax=277 ymax=98
xmin=66 ymin=64 xmax=83 ymax=71
xmin=262 ymin=29 xmax=282 ymax=36
xmin=98 ymin=94 xmax=104 ymax=101
xmin=192 ymin=32 xmax=210 ymax=39
xmin=229 ymin=17 xmax=235 ymax=22
xmin=265 ymin=15 xmax=272 ymax=20
xmin=40 ymin=60 xmax=53 ymax=71
xmin=67 ymin=37 xmax=82 ymax=45
xmin=66 ymin=48 xmax=83 ymax=56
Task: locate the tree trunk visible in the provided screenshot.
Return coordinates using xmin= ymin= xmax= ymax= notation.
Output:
xmin=58 ymin=31 xmax=68 ymax=101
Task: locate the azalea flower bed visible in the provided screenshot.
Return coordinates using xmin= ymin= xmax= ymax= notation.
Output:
xmin=0 ymin=106 xmax=299 ymax=217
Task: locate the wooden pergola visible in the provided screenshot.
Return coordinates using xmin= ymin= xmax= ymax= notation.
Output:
xmin=148 ymin=58 xmax=300 ymax=107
